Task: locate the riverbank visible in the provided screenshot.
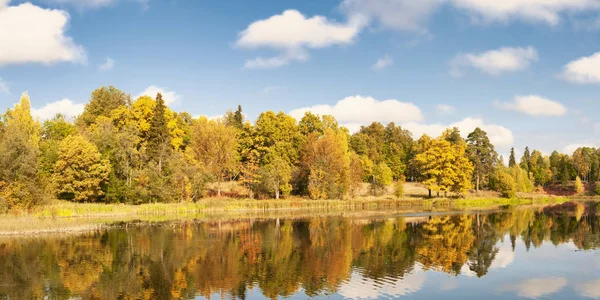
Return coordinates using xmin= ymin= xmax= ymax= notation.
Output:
xmin=0 ymin=196 xmax=576 ymax=235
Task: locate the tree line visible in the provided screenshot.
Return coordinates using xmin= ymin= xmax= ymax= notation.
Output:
xmin=0 ymin=86 xmax=596 ymax=208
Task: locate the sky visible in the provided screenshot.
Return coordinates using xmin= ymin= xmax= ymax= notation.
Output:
xmin=1 ymin=0 xmax=600 ymax=159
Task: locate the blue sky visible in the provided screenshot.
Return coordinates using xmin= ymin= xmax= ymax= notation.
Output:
xmin=1 ymin=0 xmax=600 ymax=158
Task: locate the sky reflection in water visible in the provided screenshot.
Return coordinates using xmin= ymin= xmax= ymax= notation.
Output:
xmin=0 ymin=203 xmax=599 ymax=299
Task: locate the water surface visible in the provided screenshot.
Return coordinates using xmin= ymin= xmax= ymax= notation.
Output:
xmin=1 ymin=202 xmax=599 ymax=299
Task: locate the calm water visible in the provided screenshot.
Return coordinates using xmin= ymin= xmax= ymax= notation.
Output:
xmin=1 ymin=203 xmax=600 ymax=299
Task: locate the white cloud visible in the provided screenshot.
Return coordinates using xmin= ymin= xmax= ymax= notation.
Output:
xmin=338 ymin=269 xmax=425 ymax=299
xmin=31 ymin=98 xmax=84 ymax=120
xmin=341 ymin=0 xmax=444 ymax=32
xmin=563 ymin=143 xmax=596 ymax=154
xmin=341 ymin=0 xmax=600 ymax=32
xmin=575 ymin=278 xmax=600 ymax=298
xmin=501 ymin=277 xmax=568 ymax=299
xmin=0 ymin=1 xmax=86 ymax=67
xmin=494 ymin=95 xmax=567 ymax=116
xmin=560 ymin=52 xmax=600 ymax=84
xmin=373 ymin=55 xmax=393 ymax=70
xmin=0 ymin=77 xmax=8 ymax=94
xmin=289 ymin=95 xmax=423 ymax=126
xmin=436 ymin=104 xmax=455 ymax=114
xmin=237 ymin=9 xmax=366 ymax=68
xmin=403 ymin=117 xmax=514 ymax=149
xmin=451 ymin=46 xmax=538 ymax=76
xmin=137 ymin=85 xmax=181 ymax=106
xmin=98 ymin=57 xmax=115 ymax=71
xmin=490 ymin=244 xmax=515 ymax=269
xmin=45 ymin=0 xmax=148 ymax=10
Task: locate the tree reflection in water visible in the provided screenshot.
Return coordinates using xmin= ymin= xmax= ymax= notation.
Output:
xmin=0 ymin=202 xmax=598 ymax=299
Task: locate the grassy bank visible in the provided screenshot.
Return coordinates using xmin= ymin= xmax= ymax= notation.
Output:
xmin=0 ymin=195 xmax=575 ymax=235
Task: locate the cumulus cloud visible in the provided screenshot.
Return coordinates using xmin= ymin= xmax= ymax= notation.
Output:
xmin=137 ymin=85 xmax=181 ymax=106
xmin=436 ymin=104 xmax=455 ymax=114
xmin=451 ymin=46 xmax=538 ymax=76
xmin=31 ymin=98 xmax=85 ymax=120
xmin=338 ymin=269 xmax=425 ymax=299
xmin=501 ymin=277 xmax=568 ymax=299
xmin=0 ymin=1 xmax=86 ymax=67
xmin=563 ymin=143 xmax=595 ymax=154
xmin=560 ymin=52 xmax=600 ymax=84
xmin=373 ymin=55 xmax=393 ymax=70
xmin=403 ymin=117 xmax=514 ymax=149
xmin=45 ymin=0 xmax=148 ymax=10
xmin=98 ymin=57 xmax=115 ymax=71
xmin=494 ymin=95 xmax=567 ymax=116
xmin=341 ymin=0 xmax=600 ymax=32
xmin=341 ymin=0 xmax=444 ymax=32
xmin=237 ymin=9 xmax=366 ymax=68
xmin=0 ymin=77 xmax=8 ymax=94
xmin=289 ymin=95 xmax=423 ymax=126
xmin=576 ymin=278 xmax=600 ymax=298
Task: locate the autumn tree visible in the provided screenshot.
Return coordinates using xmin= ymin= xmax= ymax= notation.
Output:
xmin=0 ymin=93 xmax=43 ymax=208
xmin=53 ymin=135 xmax=111 ymax=202
xmin=371 ymin=162 xmax=393 ymax=196
xmin=260 ymin=154 xmax=292 ymax=199
xmin=188 ymin=117 xmax=238 ymax=197
xmin=466 ymin=127 xmax=497 ymax=192
xmin=77 ymin=86 xmax=130 ymax=127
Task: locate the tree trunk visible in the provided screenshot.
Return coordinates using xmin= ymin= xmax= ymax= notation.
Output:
xmin=437 ymin=191 xmax=440 ymax=197
xmin=428 ymin=189 xmax=432 ymax=198
xmin=275 ymin=189 xmax=280 ymax=200
xmin=476 ymin=174 xmax=480 ymax=192
xmin=217 ymin=180 xmax=221 ymax=197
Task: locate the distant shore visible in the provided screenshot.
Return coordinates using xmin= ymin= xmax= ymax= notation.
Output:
xmin=0 ymin=196 xmax=580 ymax=236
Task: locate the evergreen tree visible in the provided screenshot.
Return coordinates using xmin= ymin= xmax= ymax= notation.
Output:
xmin=146 ymin=93 xmax=170 ymax=172
xmin=520 ymin=146 xmax=531 ymax=173
xmin=466 ymin=127 xmax=497 ymax=192
xmin=508 ymin=147 xmax=516 ymax=168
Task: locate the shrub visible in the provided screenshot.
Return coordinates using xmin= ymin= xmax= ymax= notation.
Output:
xmin=497 ymin=171 xmax=517 ymax=198
xmin=575 ymin=176 xmax=585 ymax=194
xmin=595 ymin=183 xmax=600 ymax=196
xmin=393 ymin=181 xmax=405 ymax=199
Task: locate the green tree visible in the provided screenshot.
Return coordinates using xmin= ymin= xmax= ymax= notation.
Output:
xmin=520 ymin=146 xmax=531 ymax=173
xmin=260 ymin=154 xmax=292 ymax=199
xmin=146 ymin=93 xmax=170 ymax=172
xmin=466 ymin=127 xmax=497 ymax=192
xmin=77 ymin=86 xmax=130 ymax=127
xmin=53 ymin=135 xmax=111 ymax=202
xmin=508 ymin=147 xmax=516 ymax=168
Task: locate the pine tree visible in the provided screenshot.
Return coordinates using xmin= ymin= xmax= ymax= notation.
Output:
xmin=466 ymin=127 xmax=497 ymax=192
xmin=520 ymin=146 xmax=531 ymax=173
xmin=509 ymin=148 xmax=516 ymax=168
xmin=146 ymin=93 xmax=170 ymax=172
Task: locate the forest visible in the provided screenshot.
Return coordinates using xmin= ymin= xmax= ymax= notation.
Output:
xmin=0 ymin=85 xmax=598 ymax=210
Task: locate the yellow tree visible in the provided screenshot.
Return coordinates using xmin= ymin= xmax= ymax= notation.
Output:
xmin=0 ymin=92 xmax=43 ymax=208
xmin=53 ymin=135 xmax=111 ymax=202
xmin=188 ymin=117 xmax=238 ymax=197
xmin=305 ymin=128 xmax=350 ymax=199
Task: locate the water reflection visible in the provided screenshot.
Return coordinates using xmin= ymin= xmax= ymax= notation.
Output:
xmin=0 ymin=202 xmax=599 ymax=299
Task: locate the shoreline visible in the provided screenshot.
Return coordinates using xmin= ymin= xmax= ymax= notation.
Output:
xmin=0 ymin=196 xmax=581 ymax=236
